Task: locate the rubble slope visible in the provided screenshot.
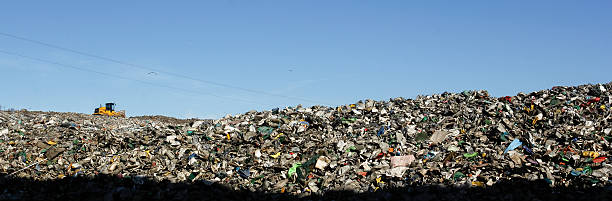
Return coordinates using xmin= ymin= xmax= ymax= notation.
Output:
xmin=1 ymin=82 xmax=611 ymax=198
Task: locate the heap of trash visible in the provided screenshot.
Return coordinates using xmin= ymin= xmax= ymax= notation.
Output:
xmin=1 ymin=82 xmax=611 ymax=200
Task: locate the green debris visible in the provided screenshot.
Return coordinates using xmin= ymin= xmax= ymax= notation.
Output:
xmin=288 ymin=163 xmax=302 ymax=177
xmin=500 ymin=132 xmax=508 ymax=141
xmin=550 ymin=98 xmax=559 ymax=106
xmin=415 ymin=132 xmax=429 ymax=141
xmin=250 ymin=175 xmax=265 ymax=184
xmin=257 ymin=126 xmax=274 ymax=135
xmin=296 ymin=166 xmax=305 ymax=181
xmin=302 ymin=154 xmax=319 ymax=176
xmin=583 ymin=166 xmax=593 ymax=174
xmin=453 ymin=171 xmax=465 ymax=180
xmin=463 ymin=152 xmax=478 ymax=158
xmin=341 ymin=117 xmax=357 ymax=124
xmin=278 ymin=136 xmax=286 ymax=143
xmin=287 ymin=161 xmax=308 ymax=182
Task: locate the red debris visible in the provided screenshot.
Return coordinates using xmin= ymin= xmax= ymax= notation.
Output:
xmin=593 ymin=156 xmax=607 ymax=163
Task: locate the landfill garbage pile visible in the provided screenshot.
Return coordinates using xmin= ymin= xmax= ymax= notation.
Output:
xmin=1 ymin=82 xmax=612 ymax=200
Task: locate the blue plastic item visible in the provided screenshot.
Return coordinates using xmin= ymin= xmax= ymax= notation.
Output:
xmin=504 ymin=139 xmax=522 ymax=154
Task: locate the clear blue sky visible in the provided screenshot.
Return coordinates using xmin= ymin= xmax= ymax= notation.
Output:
xmin=1 ymin=1 xmax=611 ymax=119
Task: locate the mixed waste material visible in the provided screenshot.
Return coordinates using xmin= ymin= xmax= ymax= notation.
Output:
xmin=1 ymin=83 xmax=611 ymax=200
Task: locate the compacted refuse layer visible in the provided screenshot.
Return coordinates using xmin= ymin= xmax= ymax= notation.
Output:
xmin=1 ymin=82 xmax=611 ymax=200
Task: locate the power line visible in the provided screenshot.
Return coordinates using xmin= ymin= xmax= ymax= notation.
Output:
xmin=0 ymin=49 xmax=274 ymax=107
xmin=0 ymin=32 xmax=329 ymax=105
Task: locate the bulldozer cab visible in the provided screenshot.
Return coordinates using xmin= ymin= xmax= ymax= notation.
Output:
xmin=105 ymin=103 xmax=115 ymax=112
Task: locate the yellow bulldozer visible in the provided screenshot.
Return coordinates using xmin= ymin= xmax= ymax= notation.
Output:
xmin=93 ymin=103 xmax=125 ymax=117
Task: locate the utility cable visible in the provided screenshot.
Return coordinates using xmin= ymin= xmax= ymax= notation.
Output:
xmin=0 ymin=49 xmax=273 ymax=107
xmin=0 ymin=32 xmax=328 ymax=105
